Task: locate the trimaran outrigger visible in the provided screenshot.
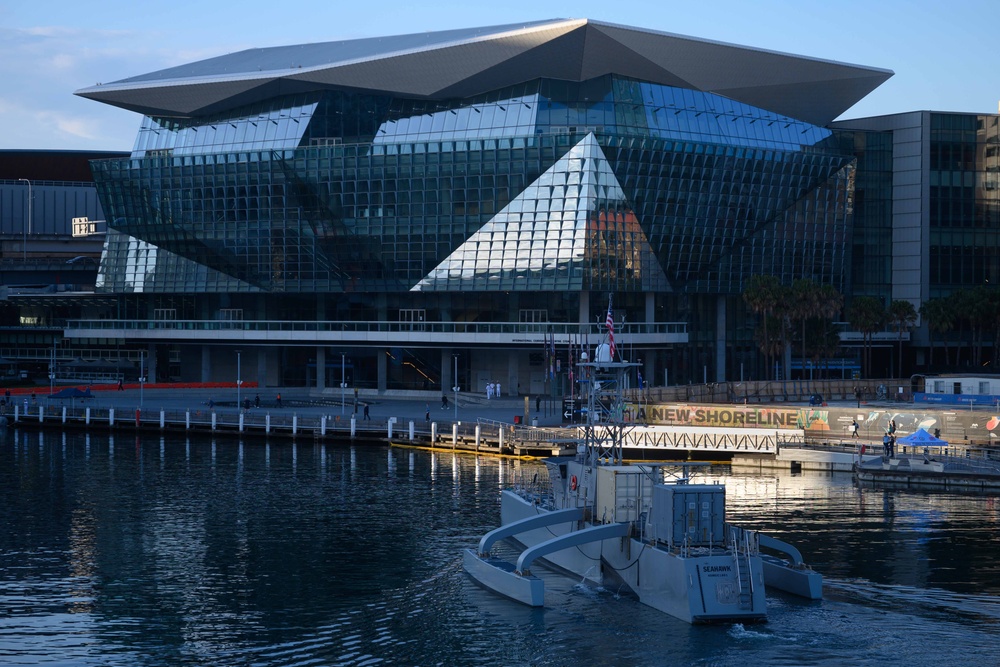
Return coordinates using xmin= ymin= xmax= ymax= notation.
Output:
xmin=463 ymin=352 xmax=822 ymax=624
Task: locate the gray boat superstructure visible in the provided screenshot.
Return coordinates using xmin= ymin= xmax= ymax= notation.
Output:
xmin=463 ymin=358 xmax=821 ymax=623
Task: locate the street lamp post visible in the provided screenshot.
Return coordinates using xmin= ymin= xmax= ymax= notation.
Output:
xmin=139 ymin=351 xmax=146 ymax=408
xmin=340 ymin=352 xmax=346 ymax=415
xmin=17 ymin=179 xmax=31 ymax=262
xmin=48 ymin=344 xmax=55 ymax=397
xmin=236 ymin=350 xmax=242 ymax=410
xmin=452 ymin=354 xmax=459 ymax=421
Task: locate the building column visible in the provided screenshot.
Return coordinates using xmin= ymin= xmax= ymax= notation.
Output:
xmin=201 ymin=346 xmax=211 ymax=383
xmin=377 ymin=293 xmax=387 ymax=321
xmin=146 ymin=343 xmax=157 ymax=384
xmin=507 ymin=352 xmax=518 ymax=397
xmin=441 ymin=348 xmax=452 ymax=393
xmin=645 ymin=292 xmax=655 ymax=323
xmin=578 ymin=291 xmax=590 ymax=325
xmin=716 ymin=295 xmax=726 ymax=383
xmin=377 ymin=348 xmax=387 ymax=392
xmin=256 ymin=349 xmax=267 ymax=389
xmin=316 ymin=346 xmax=326 ymax=390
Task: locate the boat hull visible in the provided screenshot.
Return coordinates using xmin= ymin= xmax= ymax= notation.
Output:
xmin=761 ymin=557 xmax=823 ymax=600
xmin=462 ymin=548 xmax=544 ymax=606
xmin=603 ymin=539 xmax=767 ymax=624
xmin=499 ymin=488 xmax=768 ymax=623
xmin=500 ymin=490 xmax=604 ymax=581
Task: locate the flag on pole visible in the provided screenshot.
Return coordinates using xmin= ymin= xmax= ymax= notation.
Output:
xmin=606 ymin=298 xmax=616 ymax=360
xmin=550 ymin=331 xmax=556 ymax=378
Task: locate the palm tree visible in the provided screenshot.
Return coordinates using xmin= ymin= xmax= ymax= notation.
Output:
xmin=888 ymin=300 xmax=917 ymax=378
xmin=790 ymin=279 xmax=820 ymax=379
xmin=815 ymin=284 xmax=844 ymax=374
xmin=919 ymin=297 xmax=954 ymax=368
xmin=988 ymin=289 xmax=1000 ymax=368
xmin=967 ymin=285 xmax=1000 ymax=368
xmin=847 ymin=296 xmax=886 ymax=378
xmin=743 ymin=275 xmax=783 ymax=380
xmin=950 ymin=289 xmax=975 ymax=367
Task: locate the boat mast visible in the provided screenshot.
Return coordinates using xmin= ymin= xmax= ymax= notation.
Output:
xmin=578 ymin=359 xmax=636 ymax=465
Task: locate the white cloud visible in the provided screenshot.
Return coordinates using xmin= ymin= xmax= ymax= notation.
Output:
xmin=38 ymin=110 xmax=98 ymax=141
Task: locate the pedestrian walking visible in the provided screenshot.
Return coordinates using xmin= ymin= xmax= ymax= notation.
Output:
xmin=363 ymin=403 xmax=370 ymax=420
xmin=850 ymin=419 xmax=859 ymax=438
xmin=496 ymin=382 xmax=502 ymax=398
xmin=441 ymin=394 xmax=448 ymax=409
xmin=118 ymin=378 xmax=124 ymax=391
xmin=276 ymin=393 xmax=282 ymax=408
xmin=254 ymin=394 xmax=260 ymax=408
xmin=425 ymin=405 xmax=430 ymax=423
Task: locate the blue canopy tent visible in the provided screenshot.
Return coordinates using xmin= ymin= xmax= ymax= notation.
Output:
xmin=896 ymin=428 xmax=948 ymax=448
xmin=47 ymin=387 xmax=93 ymax=400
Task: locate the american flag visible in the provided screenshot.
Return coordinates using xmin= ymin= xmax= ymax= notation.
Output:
xmin=606 ymin=301 xmax=616 ymax=360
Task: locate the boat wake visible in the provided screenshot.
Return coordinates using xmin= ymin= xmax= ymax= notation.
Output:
xmin=826 ymin=578 xmax=1000 ymax=623
xmin=727 ymin=623 xmax=774 ymax=640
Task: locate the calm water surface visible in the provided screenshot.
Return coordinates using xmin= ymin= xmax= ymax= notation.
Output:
xmin=1 ymin=429 xmax=999 ymax=666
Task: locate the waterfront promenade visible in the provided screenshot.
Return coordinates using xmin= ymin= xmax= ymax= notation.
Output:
xmin=4 ymin=383 xmax=572 ymax=457
xmin=8 ymin=383 xmax=993 ymax=458
xmin=11 ymin=384 xmax=559 ymax=425
xmin=7 ymin=382 xmax=923 ymax=429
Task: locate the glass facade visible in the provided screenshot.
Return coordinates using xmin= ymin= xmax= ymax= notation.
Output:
xmin=92 ymin=76 xmax=854 ymax=300
xmin=927 ymin=113 xmax=1000 ymax=295
xmin=835 ymin=128 xmax=893 ymax=301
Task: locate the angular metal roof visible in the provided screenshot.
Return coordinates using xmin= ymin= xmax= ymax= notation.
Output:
xmin=75 ymin=18 xmax=892 ymax=126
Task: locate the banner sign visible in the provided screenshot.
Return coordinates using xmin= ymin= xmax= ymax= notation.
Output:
xmin=629 ymin=402 xmax=1000 ymax=445
xmin=630 ymin=404 xmax=832 ymax=433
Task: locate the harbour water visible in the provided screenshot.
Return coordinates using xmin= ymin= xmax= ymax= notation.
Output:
xmin=2 ymin=429 xmax=999 ymax=666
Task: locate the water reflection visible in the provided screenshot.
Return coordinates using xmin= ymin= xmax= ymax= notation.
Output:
xmin=1 ymin=431 xmax=999 ymax=667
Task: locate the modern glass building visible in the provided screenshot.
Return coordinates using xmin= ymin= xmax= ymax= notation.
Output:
xmin=72 ymin=19 xmax=895 ymax=392
xmin=832 ymin=111 xmax=1000 ymax=371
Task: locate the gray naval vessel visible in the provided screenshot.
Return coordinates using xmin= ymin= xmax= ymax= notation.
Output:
xmin=463 ymin=353 xmax=821 ymax=624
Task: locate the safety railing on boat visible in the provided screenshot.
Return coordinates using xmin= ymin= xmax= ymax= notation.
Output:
xmin=508 ymin=468 xmax=554 ymax=507
xmin=729 ymin=526 xmax=758 ymax=603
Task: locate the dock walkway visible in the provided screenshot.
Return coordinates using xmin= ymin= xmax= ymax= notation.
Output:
xmin=4 ymin=385 xmax=568 ymax=458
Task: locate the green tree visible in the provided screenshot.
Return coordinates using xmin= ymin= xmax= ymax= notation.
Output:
xmin=950 ymin=289 xmax=977 ymax=367
xmin=816 ymin=284 xmax=844 ymax=373
xmin=888 ymin=300 xmax=918 ymax=378
xmin=919 ymin=297 xmax=955 ymax=368
xmin=965 ymin=286 xmax=1000 ymax=368
xmin=790 ymin=279 xmax=821 ymax=379
xmin=847 ymin=296 xmax=886 ymax=378
xmin=743 ymin=275 xmax=784 ymax=380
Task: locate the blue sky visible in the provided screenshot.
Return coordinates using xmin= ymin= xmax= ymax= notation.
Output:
xmin=2 ymin=0 xmax=997 ymax=151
